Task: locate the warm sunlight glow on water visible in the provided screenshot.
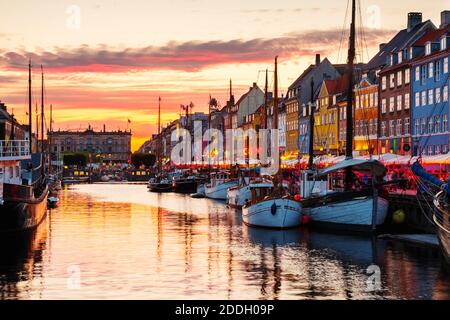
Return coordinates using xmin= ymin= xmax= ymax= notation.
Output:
xmin=0 ymin=183 xmax=449 ymax=299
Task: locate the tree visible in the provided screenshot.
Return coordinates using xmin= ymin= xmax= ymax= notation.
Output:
xmin=63 ymin=153 xmax=87 ymax=166
xmin=131 ymin=153 xmax=156 ymax=168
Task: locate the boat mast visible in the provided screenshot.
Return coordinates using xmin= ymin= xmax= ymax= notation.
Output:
xmin=41 ymin=65 xmax=45 ymax=178
xmin=28 ymin=61 xmax=32 ymax=153
xmin=273 ymin=56 xmax=279 ymax=178
xmin=308 ymin=77 xmax=315 ymax=169
xmin=48 ymin=104 xmax=53 ymax=175
xmin=345 ymin=0 xmax=356 ymax=190
xmin=158 ymin=97 xmax=162 ymax=174
xmin=345 ymin=0 xmax=356 ymax=159
xmin=263 ymin=69 xmax=268 ymax=130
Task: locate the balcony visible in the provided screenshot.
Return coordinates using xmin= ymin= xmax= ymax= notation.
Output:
xmin=0 ymin=140 xmax=31 ymax=160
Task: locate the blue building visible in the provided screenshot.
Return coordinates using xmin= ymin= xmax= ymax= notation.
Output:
xmin=411 ymin=14 xmax=450 ymax=156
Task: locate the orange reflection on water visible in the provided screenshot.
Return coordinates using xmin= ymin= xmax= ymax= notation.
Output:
xmin=0 ymin=183 xmax=449 ymax=300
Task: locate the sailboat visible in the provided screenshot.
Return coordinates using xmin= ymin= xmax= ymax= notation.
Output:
xmin=47 ymin=104 xmax=61 ymax=208
xmin=226 ymin=70 xmax=273 ymax=209
xmin=300 ymin=0 xmax=389 ymax=232
xmin=0 ymin=62 xmax=49 ymax=233
xmin=149 ymin=97 xmax=172 ymax=193
xmin=411 ymin=162 xmax=450 ymax=264
xmin=242 ymin=57 xmax=302 ymax=229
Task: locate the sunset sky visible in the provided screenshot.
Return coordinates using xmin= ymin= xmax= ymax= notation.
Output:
xmin=0 ymin=0 xmax=448 ymax=151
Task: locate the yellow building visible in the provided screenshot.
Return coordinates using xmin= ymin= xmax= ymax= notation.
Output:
xmin=314 ymin=75 xmax=348 ymax=155
xmin=284 ymin=91 xmax=299 ymax=160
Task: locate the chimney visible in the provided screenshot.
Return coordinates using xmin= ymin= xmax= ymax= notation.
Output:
xmin=315 ymin=54 xmax=321 ymax=66
xmin=379 ymin=43 xmax=387 ymax=51
xmin=103 ymin=124 xmax=106 ymax=132
xmin=407 ymin=12 xmax=422 ymax=32
xmin=441 ymin=10 xmax=450 ymax=28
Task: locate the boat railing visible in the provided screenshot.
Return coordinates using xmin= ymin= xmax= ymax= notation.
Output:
xmin=0 ymin=140 xmax=31 ymax=160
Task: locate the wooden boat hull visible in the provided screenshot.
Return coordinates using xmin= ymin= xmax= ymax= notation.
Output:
xmin=0 ymin=187 xmax=48 ymax=233
xmin=242 ymin=198 xmax=302 ymax=229
xmin=433 ymin=192 xmax=450 ymax=265
xmin=173 ymin=180 xmax=198 ymax=194
xmin=205 ymin=180 xmax=238 ymax=200
xmin=437 ymin=229 xmax=450 ymax=265
xmin=305 ymin=196 xmax=389 ymax=232
xmin=149 ymin=183 xmax=172 ymax=193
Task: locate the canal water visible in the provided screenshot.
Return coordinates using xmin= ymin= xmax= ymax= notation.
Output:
xmin=0 ymin=183 xmax=449 ymax=299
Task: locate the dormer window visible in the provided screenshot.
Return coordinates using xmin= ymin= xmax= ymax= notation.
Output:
xmin=442 ymin=36 xmax=447 ymax=51
xmin=409 ymin=47 xmax=414 ymax=59
xmin=425 ymin=42 xmax=431 ymax=55
xmin=398 ymin=51 xmax=403 ymax=64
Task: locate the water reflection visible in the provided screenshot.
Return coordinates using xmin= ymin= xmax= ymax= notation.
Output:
xmin=0 ymin=183 xmax=448 ymax=299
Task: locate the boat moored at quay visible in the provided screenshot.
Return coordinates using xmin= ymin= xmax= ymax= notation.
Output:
xmin=0 ymin=141 xmax=48 ymax=233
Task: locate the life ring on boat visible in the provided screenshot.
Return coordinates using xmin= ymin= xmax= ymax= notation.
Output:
xmin=271 ymin=202 xmax=277 ymax=215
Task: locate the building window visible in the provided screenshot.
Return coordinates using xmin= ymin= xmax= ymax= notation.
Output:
xmin=381 ymin=99 xmax=387 ymax=113
xmin=443 ymin=144 xmax=449 ymax=154
xmin=421 ymin=65 xmax=427 ymax=84
xmin=444 ymin=85 xmax=449 ymax=102
xmin=415 ymin=119 xmax=420 ymax=135
xmin=429 ymin=62 xmax=434 ymax=78
xmin=389 ymin=120 xmax=394 ymax=137
xmin=415 ymin=66 xmax=420 ymax=81
xmin=405 ymin=117 xmax=410 ymax=135
xmin=374 ymin=119 xmax=378 ymax=136
xmin=397 ymin=71 xmax=402 ymax=86
xmin=425 ymin=43 xmax=431 ymax=55
xmin=422 ymin=91 xmax=427 ymax=106
xmin=421 ymin=118 xmax=426 ymax=134
xmin=396 ymin=119 xmax=402 ymax=136
xmin=381 ymin=121 xmax=386 ymax=137
xmin=389 ymin=97 xmax=395 ymax=112
xmin=381 ymin=76 xmax=387 ymax=90
xmin=436 ymin=145 xmax=441 ymax=155
xmin=415 ymin=92 xmax=420 ymax=107
xmin=435 ymin=115 xmax=441 ymax=133
xmin=443 ymin=114 xmax=448 ymax=132
xmin=389 ymin=74 xmax=395 ymax=88
xmin=428 ymin=117 xmax=433 ymax=134
xmin=445 ymin=57 xmax=449 ymax=74
xmin=428 ymin=145 xmax=434 ymax=155
xmin=429 ymin=89 xmax=434 ymax=105
xmin=405 ymin=68 xmax=410 ymax=84
xmin=369 ymin=119 xmax=373 ymax=135
xmin=404 ymin=93 xmax=410 ymax=110
xmin=436 ymin=87 xmax=441 ymax=103
xmin=442 ymin=37 xmax=447 ymax=51
xmin=435 ymin=60 xmax=441 ymax=81
xmin=397 ymin=95 xmax=402 ymax=111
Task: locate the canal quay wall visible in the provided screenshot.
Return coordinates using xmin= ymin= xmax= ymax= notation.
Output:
xmin=387 ymin=193 xmax=436 ymax=233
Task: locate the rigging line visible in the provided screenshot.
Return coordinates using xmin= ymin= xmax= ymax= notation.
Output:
xmin=337 ymin=0 xmax=351 ymax=64
xmin=358 ymin=0 xmax=371 ymax=63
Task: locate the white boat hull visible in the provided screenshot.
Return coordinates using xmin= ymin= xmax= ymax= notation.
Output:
xmin=205 ymin=180 xmax=238 ymax=200
xmin=306 ymin=196 xmax=389 ymax=229
xmin=242 ymin=198 xmax=302 ymax=229
xmin=227 ymin=186 xmax=251 ymax=208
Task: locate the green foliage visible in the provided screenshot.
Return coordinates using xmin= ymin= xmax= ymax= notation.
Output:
xmin=131 ymin=153 xmax=156 ymax=168
xmin=63 ymin=153 xmax=88 ymax=166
